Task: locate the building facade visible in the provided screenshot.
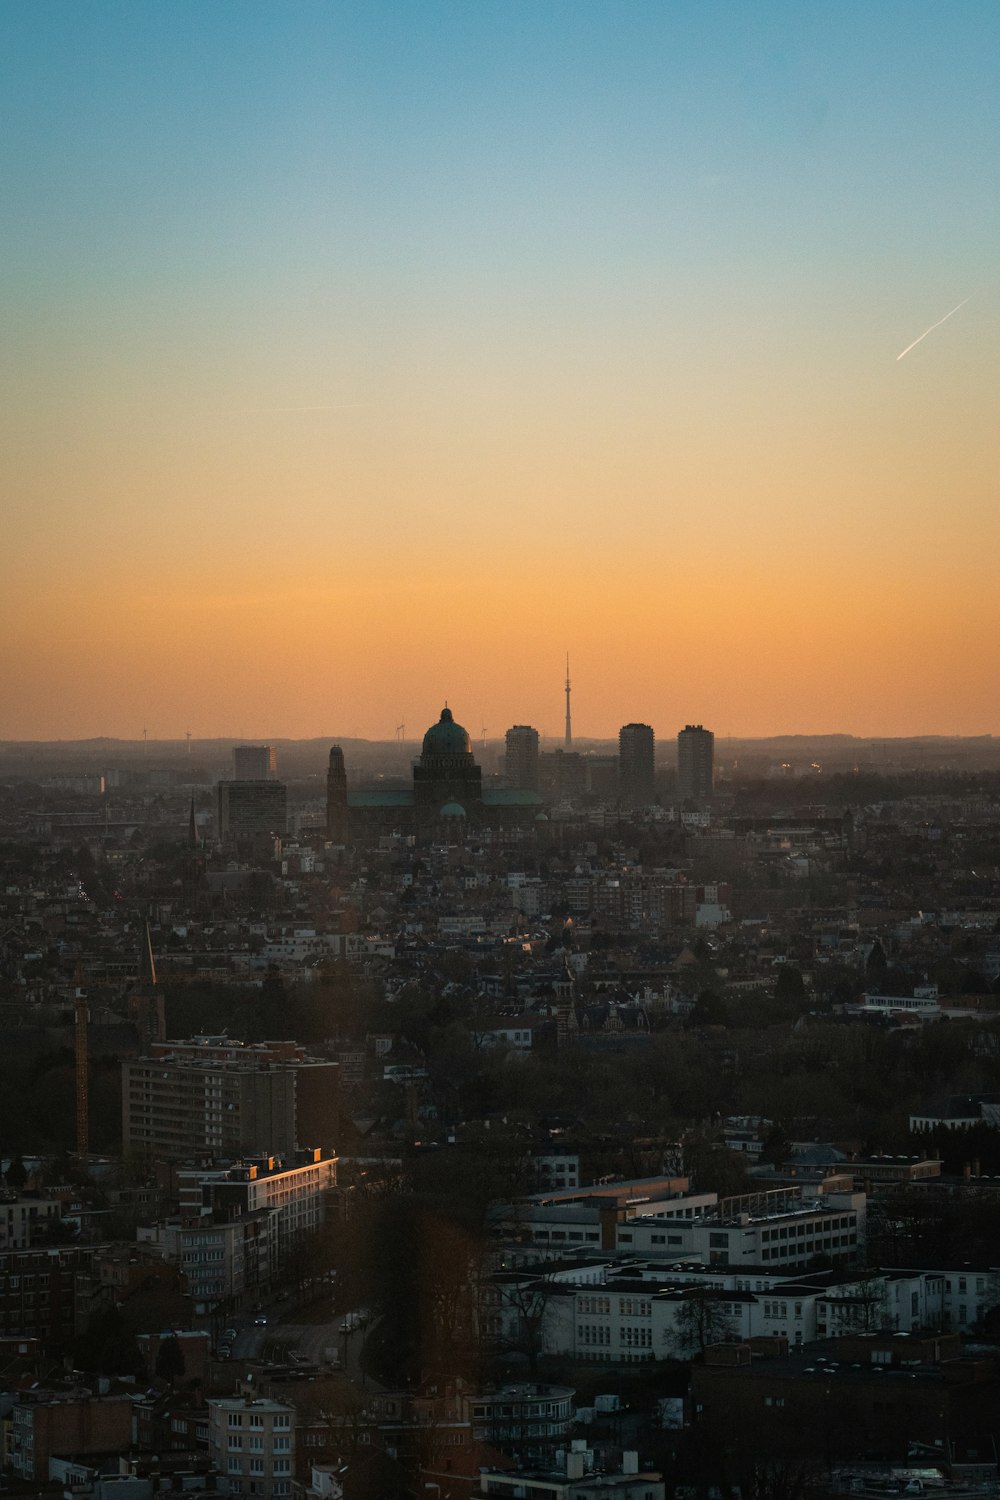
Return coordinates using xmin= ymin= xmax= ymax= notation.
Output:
xmin=9 ymin=1391 xmax=133 ymax=1481
xmin=217 ymin=781 xmax=288 ymax=848
xmin=677 ymin=724 xmax=714 ymax=801
xmin=233 ymin=746 xmax=278 ymax=780
xmin=175 ymin=1149 xmax=337 ymax=1258
xmin=209 ymin=1392 xmax=295 ymax=1500
xmin=505 ymin=725 xmax=541 ymax=792
xmin=122 ymin=1039 xmax=339 ymax=1161
xmin=618 ymin=723 xmax=655 ymax=805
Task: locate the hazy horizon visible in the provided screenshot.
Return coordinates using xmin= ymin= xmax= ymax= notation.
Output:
xmin=3 ymin=2 xmax=997 ymax=741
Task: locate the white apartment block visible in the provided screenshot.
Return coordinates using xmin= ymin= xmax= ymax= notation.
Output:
xmin=209 ymin=1393 xmax=295 ymax=1500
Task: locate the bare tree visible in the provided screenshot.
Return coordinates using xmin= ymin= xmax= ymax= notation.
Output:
xmin=481 ymin=1272 xmax=550 ymax=1373
xmin=665 ymin=1288 xmax=738 ymax=1359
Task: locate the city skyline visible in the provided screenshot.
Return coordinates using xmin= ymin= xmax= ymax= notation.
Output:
xmin=3 ymin=2 xmax=998 ymax=741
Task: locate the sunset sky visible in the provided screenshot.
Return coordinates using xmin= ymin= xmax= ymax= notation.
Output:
xmin=2 ymin=1 xmax=998 ymax=741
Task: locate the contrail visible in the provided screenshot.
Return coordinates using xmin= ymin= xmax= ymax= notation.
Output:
xmin=896 ymin=296 xmax=971 ymax=361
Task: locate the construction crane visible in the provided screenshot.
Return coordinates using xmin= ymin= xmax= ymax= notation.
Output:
xmin=74 ymin=970 xmax=89 ymax=1160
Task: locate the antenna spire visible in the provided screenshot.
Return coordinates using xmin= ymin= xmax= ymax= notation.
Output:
xmin=564 ymin=653 xmax=572 ymax=751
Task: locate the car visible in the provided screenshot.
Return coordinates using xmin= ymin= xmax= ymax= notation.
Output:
xmin=223 ymin=1327 xmax=238 ymax=1341
xmin=254 ymin=1315 xmax=268 ymax=1326
xmin=218 ymin=1345 xmax=232 ymax=1359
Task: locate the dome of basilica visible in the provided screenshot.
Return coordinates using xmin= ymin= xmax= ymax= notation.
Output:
xmin=421 ymin=706 xmax=473 ymax=759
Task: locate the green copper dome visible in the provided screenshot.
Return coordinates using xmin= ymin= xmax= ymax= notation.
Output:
xmin=421 ymin=706 xmax=473 ymax=759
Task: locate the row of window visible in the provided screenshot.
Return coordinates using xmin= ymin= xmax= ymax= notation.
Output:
xmin=227 ymin=1412 xmax=290 ymax=1428
xmin=761 ymin=1216 xmax=854 ymax=1242
xmin=577 ymin=1295 xmax=610 ymax=1314
xmin=761 ymin=1234 xmax=856 ymax=1261
xmin=227 ymin=1436 xmax=291 ymax=1452
xmin=762 ymin=1301 xmax=803 ymax=1319
xmin=226 ymin=1458 xmax=291 ymax=1474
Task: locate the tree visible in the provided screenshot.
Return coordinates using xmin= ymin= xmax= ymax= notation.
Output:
xmin=774 ymin=966 xmax=806 ymax=1011
xmin=74 ymin=1307 xmax=144 ymax=1377
xmin=666 ymin=1288 xmax=738 ymax=1358
xmin=760 ymin=1123 xmax=793 ymax=1169
xmin=482 ymin=1272 xmax=550 ymax=1374
xmin=155 ymin=1334 xmax=186 ymax=1386
xmin=686 ymin=989 xmax=729 ymax=1028
xmin=824 ymin=1272 xmax=887 ymax=1333
xmin=5 ymin=1154 xmax=28 ymax=1188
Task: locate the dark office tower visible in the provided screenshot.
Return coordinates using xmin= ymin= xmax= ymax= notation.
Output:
xmin=677 ymin=724 xmax=715 ymax=801
xmin=233 ymin=744 xmax=277 ymax=780
xmin=326 ymin=745 xmax=349 ymax=844
xmin=217 ymin=780 xmax=287 ymax=849
xmin=505 ymin=725 xmax=540 ymax=791
xmin=619 ymin=722 xmax=655 ymax=804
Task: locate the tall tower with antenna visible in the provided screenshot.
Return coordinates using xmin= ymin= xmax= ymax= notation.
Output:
xmin=564 ymin=654 xmax=573 ymax=750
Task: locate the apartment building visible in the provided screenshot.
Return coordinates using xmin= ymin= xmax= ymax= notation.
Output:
xmin=122 ymin=1038 xmax=338 ymax=1160
xmin=0 ymin=1244 xmax=95 ymax=1343
xmin=8 ymin=1389 xmax=133 ymax=1481
xmin=481 ymin=1449 xmax=663 ymax=1500
xmin=140 ymin=1210 xmax=276 ymax=1313
xmin=0 ymin=1193 xmax=64 ymax=1250
xmin=175 ymin=1149 xmax=337 ymax=1260
xmin=208 ymin=1392 xmax=295 ymax=1500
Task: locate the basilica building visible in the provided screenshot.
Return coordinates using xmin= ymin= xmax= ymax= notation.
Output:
xmin=326 ymin=706 xmax=543 ymax=844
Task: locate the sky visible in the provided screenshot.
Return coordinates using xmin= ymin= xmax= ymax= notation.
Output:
xmin=2 ymin=0 xmax=998 ymax=741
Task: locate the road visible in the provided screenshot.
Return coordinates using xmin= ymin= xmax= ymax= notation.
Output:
xmin=229 ymin=1306 xmax=375 ymax=1386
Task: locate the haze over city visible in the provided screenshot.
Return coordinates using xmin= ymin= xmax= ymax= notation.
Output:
xmin=3 ymin=1 xmax=998 ymax=741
